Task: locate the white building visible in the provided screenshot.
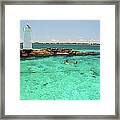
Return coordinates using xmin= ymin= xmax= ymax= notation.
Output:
xmin=23 ymin=24 xmax=32 ymax=49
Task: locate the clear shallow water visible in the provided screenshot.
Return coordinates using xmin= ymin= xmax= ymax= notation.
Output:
xmin=20 ymin=51 xmax=100 ymax=100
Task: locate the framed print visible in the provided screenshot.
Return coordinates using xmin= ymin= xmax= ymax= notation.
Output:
xmin=0 ymin=0 xmax=119 ymax=119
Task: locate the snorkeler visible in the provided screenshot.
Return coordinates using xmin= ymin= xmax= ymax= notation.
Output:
xmin=64 ymin=59 xmax=78 ymax=64
xmin=64 ymin=59 xmax=69 ymax=64
xmin=74 ymin=61 xmax=78 ymax=64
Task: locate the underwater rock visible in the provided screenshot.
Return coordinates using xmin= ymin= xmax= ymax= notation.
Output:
xmin=80 ymin=73 xmax=84 ymax=75
xmin=92 ymin=75 xmax=96 ymax=78
xmin=43 ymin=82 xmax=48 ymax=86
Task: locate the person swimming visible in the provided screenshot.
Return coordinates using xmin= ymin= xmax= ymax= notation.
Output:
xmin=64 ymin=59 xmax=69 ymax=64
xmin=74 ymin=61 xmax=78 ymax=64
xmin=64 ymin=59 xmax=78 ymax=64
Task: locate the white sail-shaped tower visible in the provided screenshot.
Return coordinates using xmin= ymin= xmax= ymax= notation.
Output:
xmin=23 ymin=24 xmax=32 ymax=49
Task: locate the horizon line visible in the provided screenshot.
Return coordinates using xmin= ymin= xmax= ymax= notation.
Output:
xmin=20 ymin=42 xmax=100 ymax=44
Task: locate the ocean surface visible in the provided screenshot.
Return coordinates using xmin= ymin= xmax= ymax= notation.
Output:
xmin=20 ymin=43 xmax=100 ymax=51
xmin=20 ymin=43 xmax=100 ymax=100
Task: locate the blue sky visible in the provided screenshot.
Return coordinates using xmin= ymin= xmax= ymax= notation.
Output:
xmin=20 ymin=20 xmax=100 ymax=43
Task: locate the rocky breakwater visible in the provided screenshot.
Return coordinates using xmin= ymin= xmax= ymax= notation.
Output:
xmin=20 ymin=48 xmax=99 ymax=57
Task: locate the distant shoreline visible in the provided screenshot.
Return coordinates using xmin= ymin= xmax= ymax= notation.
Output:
xmin=20 ymin=42 xmax=100 ymax=45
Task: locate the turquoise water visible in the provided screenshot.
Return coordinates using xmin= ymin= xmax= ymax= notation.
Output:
xmin=20 ymin=44 xmax=100 ymax=100
xmin=20 ymin=43 xmax=100 ymax=50
xmin=20 ymin=55 xmax=100 ymax=100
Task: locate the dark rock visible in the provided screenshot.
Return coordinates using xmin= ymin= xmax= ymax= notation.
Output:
xmin=43 ymin=83 xmax=48 ymax=86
